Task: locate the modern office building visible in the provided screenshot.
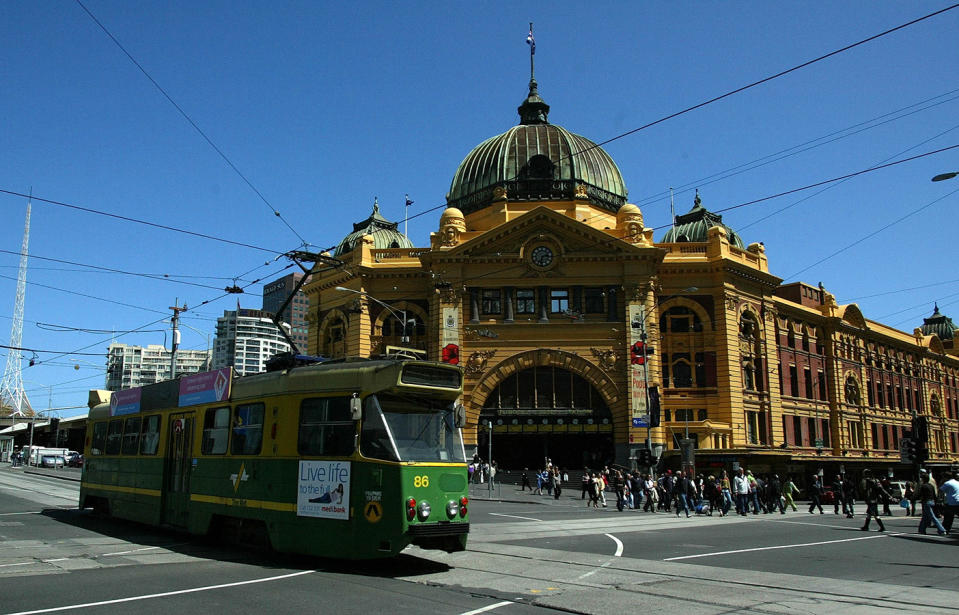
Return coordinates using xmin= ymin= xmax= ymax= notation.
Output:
xmin=262 ymin=272 xmax=310 ymax=353
xmin=106 ymin=343 xmax=211 ymax=391
xmin=211 ymin=309 xmax=292 ymax=376
xmin=302 ymin=67 xmax=959 ymax=479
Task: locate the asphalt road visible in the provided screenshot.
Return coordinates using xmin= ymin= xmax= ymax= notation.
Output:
xmin=0 ymin=469 xmax=955 ymax=615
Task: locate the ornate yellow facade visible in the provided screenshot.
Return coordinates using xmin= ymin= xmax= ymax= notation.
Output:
xmin=303 ymin=78 xmax=959 ymax=478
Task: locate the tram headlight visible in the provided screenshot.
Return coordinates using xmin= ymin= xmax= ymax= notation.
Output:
xmin=416 ymin=500 xmax=431 ymax=522
xmin=406 ymin=497 xmax=416 ymax=521
xmin=446 ymin=500 xmax=459 ymax=519
xmin=459 ymin=496 xmax=468 ymax=518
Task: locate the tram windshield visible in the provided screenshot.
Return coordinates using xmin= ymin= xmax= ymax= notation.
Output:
xmin=360 ymin=394 xmax=466 ymax=463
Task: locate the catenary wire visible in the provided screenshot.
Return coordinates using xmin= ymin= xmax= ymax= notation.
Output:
xmin=74 ymin=0 xmax=312 ymax=250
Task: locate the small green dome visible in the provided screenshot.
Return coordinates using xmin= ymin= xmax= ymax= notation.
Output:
xmin=660 ymin=191 xmax=745 ymax=249
xmin=334 ymin=199 xmax=414 ymax=257
xmin=446 ymin=79 xmax=627 ymax=215
xmin=921 ymin=304 xmax=955 ymax=341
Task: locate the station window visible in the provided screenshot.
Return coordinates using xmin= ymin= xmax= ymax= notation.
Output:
xmin=201 ymin=407 xmax=231 ymax=454
xmin=232 ymin=403 xmax=264 ymax=455
xmin=105 ymin=419 xmax=123 ymax=455
xmin=299 ymin=397 xmax=355 ymax=456
xmin=139 ymin=414 xmax=161 ymax=455
xmin=584 ymin=287 xmax=604 ymax=313
xmin=91 ymin=422 xmax=108 ymax=455
xmin=516 ymin=289 xmax=535 ymax=314
xmin=121 ymin=416 xmax=141 ymax=455
xmin=481 ymin=289 xmax=502 ymax=315
xmin=550 ymin=289 xmax=570 ymax=313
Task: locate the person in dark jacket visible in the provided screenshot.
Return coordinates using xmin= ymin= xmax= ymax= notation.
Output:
xmin=768 ymin=474 xmax=785 ymax=514
xmin=841 ymin=475 xmax=857 ymax=518
xmin=916 ymin=470 xmax=947 ymax=535
xmin=859 ymin=469 xmax=887 ymax=531
xmin=808 ymin=476 xmax=825 ymax=514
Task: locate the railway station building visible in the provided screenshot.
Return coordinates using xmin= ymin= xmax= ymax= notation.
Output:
xmin=302 ymin=73 xmax=959 ymax=479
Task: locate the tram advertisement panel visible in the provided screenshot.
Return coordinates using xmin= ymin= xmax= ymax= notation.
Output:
xmin=297 ymin=460 xmax=351 ymax=519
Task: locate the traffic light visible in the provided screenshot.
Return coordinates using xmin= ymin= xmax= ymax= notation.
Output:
xmin=901 ymin=437 xmax=916 ymax=464
xmin=648 ymin=385 xmax=661 ymax=428
xmin=637 ymin=448 xmax=651 ymax=466
xmin=912 ymin=416 xmax=929 ymax=463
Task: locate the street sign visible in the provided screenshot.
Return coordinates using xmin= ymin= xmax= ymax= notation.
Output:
xmin=814 ymin=439 xmax=823 ymax=448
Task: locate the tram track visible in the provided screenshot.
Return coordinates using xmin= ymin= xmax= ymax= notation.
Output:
xmin=401 ymin=542 xmax=956 ymax=614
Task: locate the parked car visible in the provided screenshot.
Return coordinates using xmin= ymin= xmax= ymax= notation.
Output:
xmin=64 ymin=451 xmax=81 ymax=466
xmin=68 ymin=453 xmax=84 ymax=468
xmin=40 ymin=455 xmax=65 ymax=468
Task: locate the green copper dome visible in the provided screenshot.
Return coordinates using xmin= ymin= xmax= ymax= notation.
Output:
xmin=446 ymin=79 xmax=628 ymax=215
xmin=920 ymin=304 xmax=955 ymax=341
xmin=660 ymin=191 xmax=745 ymax=249
xmin=334 ymin=199 xmax=414 ymax=257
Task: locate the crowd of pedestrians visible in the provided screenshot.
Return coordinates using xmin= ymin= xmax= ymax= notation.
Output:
xmin=512 ymin=462 xmax=958 ymax=536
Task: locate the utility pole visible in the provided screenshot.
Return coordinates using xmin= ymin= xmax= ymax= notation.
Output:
xmin=169 ymin=301 xmax=188 ymax=379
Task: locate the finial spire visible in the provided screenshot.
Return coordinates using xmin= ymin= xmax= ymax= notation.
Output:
xmin=518 ymin=22 xmax=549 ymax=125
xmin=694 ymin=189 xmax=702 ymax=208
xmin=373 ymin=196 xmax=379 ymax=214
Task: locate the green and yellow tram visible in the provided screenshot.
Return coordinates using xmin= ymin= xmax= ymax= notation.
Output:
xmin=79 ymin=358 xmax=469 ymax=559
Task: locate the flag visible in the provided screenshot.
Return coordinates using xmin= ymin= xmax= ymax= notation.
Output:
xmin=526 ymin=28 xmax=535 ymax=54
xmin=405 ymin=194 xmax=414 ymax=207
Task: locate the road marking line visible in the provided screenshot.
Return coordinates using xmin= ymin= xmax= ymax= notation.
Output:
xmin=576 ymin=560 xmax=611 ymax=579
xmin=3 ymin=570 xmax=316 ymax=615
xmin=458 ymin=600 xmax=513 ymax=615
xmin=0 ymin=511 xmax=40 ymax=516
xmin=488 ymin=512 xmax=542 ymax=522
xmin=604 ymin=533 xmax=624 ymax=557
xmin=0 ymin=562 xmax=32 ymax=569
xmin=102 ymin=546 xmax=163 ymax=557
xmin=664 ymin=532 xmax=904 ymax=561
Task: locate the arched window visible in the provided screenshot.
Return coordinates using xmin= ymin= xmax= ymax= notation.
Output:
xmin=482 ymin=366 xmax=611 ymax=419
xmin=659 ymin=306 xmax=703 ymax=333
xmin=322 ymin=316 xmax=346 ymax=359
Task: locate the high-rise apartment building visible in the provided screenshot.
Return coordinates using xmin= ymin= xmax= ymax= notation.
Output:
xmin=106 ymin=343 xmax=211 ymax=391
xmin=262 ymin=272 xmax=310 ymax=353
xmin=211 ymin=309 xmax=292 ymax=376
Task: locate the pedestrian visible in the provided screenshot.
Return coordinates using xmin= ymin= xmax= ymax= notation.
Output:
xmin=841 ymin=474 xmax=856 ymax=518
xmin=720 ymin=470 xmax=734 ymax=516
xmin=588 ymin=473 xmax=601 ymax=508
xmin=545 ymin=468 xmax=554 ymax=497
xmin=783 ymin=475 xmax=799 ymax=511
xmin=808 ymin=475 xmax=825 ymax=514
xmin=520 ymin=468 xmax=532 ymax=491
xmin=675 ymin=470 xmax=691 ymax=518
xmin=939 ymin=471 xmax=959 ymax=533
xmin=768 ymin=474 xmax=785 ymax=514
xmin=581 ymin=469 xmax=591 ymax=500
xmin=916 ymin=469 xmax=947 ymax=535
xmin=904 ymin=479 xmax=917 ymax=516
xmin=831 ymin=474 xmax=845 ymax=515
xmin=859 ymin=469 xmax=887 ymax=532
xmin=597 ymin=472 xmax=608 ymax=507
xmin=880 ymin=477 xmax=893 ymax=516
xmin=553 ymin=467 xmax=563 ymax=500
xmin=747 ymin=470 xmax=762 ymax=514
xmin=644 ymin=474 xmax=658 ymax=512
xmin=533 ymin=469 xmax=543 ymax=495
xmin=733 ymin=468 xmax=750 ymax=515
xmin=662 ymin=471 xmax=674 ymax=513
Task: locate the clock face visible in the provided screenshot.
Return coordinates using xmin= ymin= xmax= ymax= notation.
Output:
xmin=531 ymin=245 xmax=554 ymax=267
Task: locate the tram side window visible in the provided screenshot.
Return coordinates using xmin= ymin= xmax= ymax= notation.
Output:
xmin=201 ymin=407 xmax=231 ymax=455
xmin=299 ymin=397 xmax=354 ymax=457
xmin=91 ymin=422 xmax=108 ymax=455
xmin=105 ymin=420 xmax=123 ymax=455
xmin=139 ymin=414 xmax=161 ymax=455
xmin=232 ymin=403 xmax=264 ymax=456
xmin=121 ymin=416 xmax=141 ymax=455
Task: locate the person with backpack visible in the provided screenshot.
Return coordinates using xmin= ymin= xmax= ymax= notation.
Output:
xmin=860 ymin=469 xmax=888 ymax=532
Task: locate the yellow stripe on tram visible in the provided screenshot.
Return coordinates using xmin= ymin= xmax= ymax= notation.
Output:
xmin=190 ymin=493 xmax=296 ymax=512
xmin=82 ymin=483 xmax=162 ymax=498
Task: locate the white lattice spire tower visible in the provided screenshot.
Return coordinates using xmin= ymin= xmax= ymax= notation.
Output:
xmin=0 ymin=198 xmax=32 ymax=417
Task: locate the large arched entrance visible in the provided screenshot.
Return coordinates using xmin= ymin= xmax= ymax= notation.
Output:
xmin=476 ymin=362 xmax=615 ymax=472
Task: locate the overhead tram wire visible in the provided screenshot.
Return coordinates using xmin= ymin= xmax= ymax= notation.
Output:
xmin=74 ymin=0 xmax=312 ymax=250
xmin=736 ymin=118 xmax=959 ymax=231
xmin=315 ymin=5 xmax=959 ymax=258
xmin=633 ymin=88 xmax=959 ymax=211
xmin=0 ymin=188 xmax=287 ymax=256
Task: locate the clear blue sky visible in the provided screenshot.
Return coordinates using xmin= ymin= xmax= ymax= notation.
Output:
xmin=2 ymin=1 xmax=958 ymax=416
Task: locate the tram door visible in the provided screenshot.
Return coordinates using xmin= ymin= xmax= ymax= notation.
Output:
xmin=162 ymin=412 xmax=194 ymax=528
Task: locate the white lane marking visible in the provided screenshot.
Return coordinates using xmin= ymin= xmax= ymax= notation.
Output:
xmin=0 ymin=562 xmax=32 ymax=569
xmin=4 ymin=570 xmax=315 ymax=615
xmin=604 ymin=533 xmax=623 ymax=557
xmin=0 ymin=511 xmax=40 ymax=516
xmin=102 ymin=546 xmax=163 ymax=557
xmin=458 ymin=600 xmax=513 ymax=615
xmin=664 ymin=532 xmax=904 ymax=561
xmin=576 ymin=560 xmax=611 ymax=579
xmin=488 ymin=512 xmax=542 ymax=522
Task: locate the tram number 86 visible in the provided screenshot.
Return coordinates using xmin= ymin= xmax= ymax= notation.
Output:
xmin=413 ymin=475 xmax=430 ymax=488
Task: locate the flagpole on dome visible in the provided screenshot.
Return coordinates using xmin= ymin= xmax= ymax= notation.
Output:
xmin=404 ymin=194 xmax=413 ymax=240
xmin=526 ymin=22 xmax=536 ymax=84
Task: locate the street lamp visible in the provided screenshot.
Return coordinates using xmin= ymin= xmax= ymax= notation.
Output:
xmin=931 ymin=171 xmax=958 ymax=182
xmin=334 ymin=287 xmax=414 ymax=343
